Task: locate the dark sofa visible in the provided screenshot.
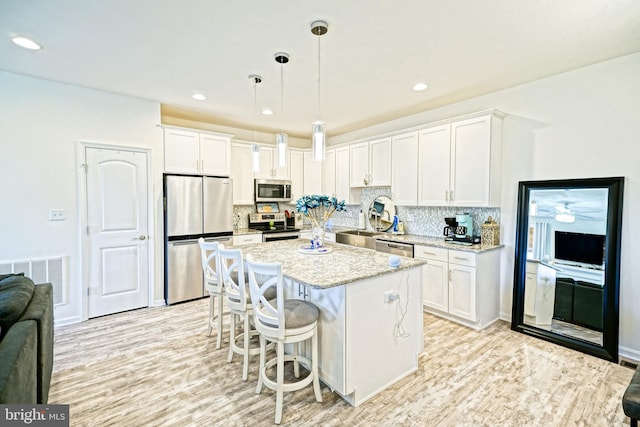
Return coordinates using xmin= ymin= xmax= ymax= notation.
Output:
xmin=553 ymin=277 xmax=603 ymax=331
xmin=0 ymin=274 xmax=53 ymax=403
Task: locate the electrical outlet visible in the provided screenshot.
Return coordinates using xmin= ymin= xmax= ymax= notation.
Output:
xmin=384 ymin=290 xmax=399 ymax=303
xmin=49 ymin=209 xmax=65 ymax=221
xmin=406 ymin=213 xmax=415 ymax=222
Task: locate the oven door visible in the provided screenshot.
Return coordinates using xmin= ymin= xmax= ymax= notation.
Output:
xmin=262 ymin=231 xmax=300 ymax=242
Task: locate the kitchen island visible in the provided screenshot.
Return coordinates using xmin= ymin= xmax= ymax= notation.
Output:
xmin=240 ymin=239 xmax=426 ymax=406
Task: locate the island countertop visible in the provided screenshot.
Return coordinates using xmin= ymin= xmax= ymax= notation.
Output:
xmin=239 ymin=239 xmax=425 ymax=289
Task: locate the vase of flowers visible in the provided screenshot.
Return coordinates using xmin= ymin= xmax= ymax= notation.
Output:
xmin=296 ymin=194 xmax=346 ymax=248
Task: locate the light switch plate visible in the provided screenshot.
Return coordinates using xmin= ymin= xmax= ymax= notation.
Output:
xmin=49 ymin=209 xmax=65 ymax=221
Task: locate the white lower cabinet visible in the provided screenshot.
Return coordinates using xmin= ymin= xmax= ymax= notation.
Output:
xmin=524 ymin=261 xmax=557 ymax=326
xmin=232 ymin=234 xmax=262 ymax=246
xmin=416 ymin=244 xmax=500 ymax=330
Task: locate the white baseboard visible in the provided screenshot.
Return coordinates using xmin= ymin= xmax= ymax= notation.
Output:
xmin=153 ymin=298 xmax=166 ymax=307
xmin=619 ymin=346 xmax=640 ymax=364
xmin=54 ymin=315 xmax=83 ymax=327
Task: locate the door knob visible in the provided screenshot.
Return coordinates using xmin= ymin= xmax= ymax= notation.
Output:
xmin=135 ymin=235 xmax=146 ymax=240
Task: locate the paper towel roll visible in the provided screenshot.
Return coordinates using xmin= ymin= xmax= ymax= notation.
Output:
xmin=358 ymin=210 xmax=365 ymax=229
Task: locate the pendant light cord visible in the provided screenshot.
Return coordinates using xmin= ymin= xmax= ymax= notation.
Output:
xmin=280 ymin=63 xmax=285 ymax=133
xmin=317 ymin=35 xmax=321 ymax=118
xmin=253 ymin=79 xmax=257 ymax=144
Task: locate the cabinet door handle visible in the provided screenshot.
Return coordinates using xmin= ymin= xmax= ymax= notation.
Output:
xmin=445 ymin=190 xmax=449 ymax=201
xmin=450 ymin=190 xmax=454 ymax=201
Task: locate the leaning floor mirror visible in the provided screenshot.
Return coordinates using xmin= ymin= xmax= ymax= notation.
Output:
xmin=511 ymin=177 xmax=624 ymax=362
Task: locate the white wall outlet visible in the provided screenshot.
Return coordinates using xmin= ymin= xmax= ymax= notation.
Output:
xmin=383 ymin=290 xmax=399 ymax=303
xmin=49 ymin=209 xmax=66 ymax=221
xmin=405 ymin=213 xmax=415 ymax=222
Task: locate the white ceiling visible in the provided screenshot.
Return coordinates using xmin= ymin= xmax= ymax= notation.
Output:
xmin=1 ymin=1 xmax=639 ymax=139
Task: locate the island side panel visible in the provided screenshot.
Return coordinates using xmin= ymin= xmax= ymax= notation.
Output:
xmin=344 ymin=266 xmax=423 ymax=406
xmin=307 ymin=283 xmax=347 ymax=394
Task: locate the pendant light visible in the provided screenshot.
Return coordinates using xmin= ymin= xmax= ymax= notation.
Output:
xmin=249 ymin=74 xmax=262 ymax=173
xmin=274 ymin=52 xmax=289 ymax=168
xmin=311 ymin=20 xmax=328 ymax=161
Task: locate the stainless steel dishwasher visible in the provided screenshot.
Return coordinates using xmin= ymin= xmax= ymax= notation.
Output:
xmin=374 ymin=239 xmax=414 ymax=257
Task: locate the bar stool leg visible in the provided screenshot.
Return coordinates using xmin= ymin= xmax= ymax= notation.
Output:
xmin=312 ymin=331 xmax=322 ymax=402
xmin=215 ymin=293 xmax=224 ymax=349
xmin=242 ymin=312 xmax=250 ymax=381
xmin=256 ymin=335 xmax=266 ymax=394
xmin=227 ymin=312 xmax=236 ymax=363
xmin=206 ymin=293 xmax=215 ymax=336
xmin=275 ymin=340 xmax=285 ymax=425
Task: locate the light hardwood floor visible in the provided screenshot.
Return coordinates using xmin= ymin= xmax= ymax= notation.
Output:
xmin=49 ymin=298 xmax=634 ymax=426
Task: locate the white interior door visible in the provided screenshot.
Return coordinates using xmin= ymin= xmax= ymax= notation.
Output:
xmin=85 ymin=147 xmax=150 ymax=318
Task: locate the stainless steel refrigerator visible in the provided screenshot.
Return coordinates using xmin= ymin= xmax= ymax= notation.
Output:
xmin=163 ymin=174 xmax=233 ymax=304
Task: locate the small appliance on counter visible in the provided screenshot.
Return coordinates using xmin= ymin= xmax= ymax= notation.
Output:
xmin=443 ymin=213 xmax=480 ymax=245
xmin=443 ymin=217 xmax=457 ymax=238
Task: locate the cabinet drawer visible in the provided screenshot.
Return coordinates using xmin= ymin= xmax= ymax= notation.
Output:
xmin=414 ymin=245 xmax=448 ymax=262
xmin=232 ymin=234 xmax=262 ymax=246
xmin=448 ymin=250 xmax=476 ymax=267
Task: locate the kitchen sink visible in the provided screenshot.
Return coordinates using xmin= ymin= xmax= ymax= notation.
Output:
xmin=340 ymin=230 xmax=382 ymax=237
xmin=335 ymin=230 xmax=383 ymax=249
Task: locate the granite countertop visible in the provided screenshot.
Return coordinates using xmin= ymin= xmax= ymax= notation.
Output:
xmin=239 ymin=239 xmax=426 ymax=289
xmin=329 ymin=228 xmax=503 ymax=253
xmin=373 ymin=233 xmax=503 ymax=253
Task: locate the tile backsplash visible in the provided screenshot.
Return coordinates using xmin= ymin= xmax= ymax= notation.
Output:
xmin=234 ymin=187 xmax=500 ymax=238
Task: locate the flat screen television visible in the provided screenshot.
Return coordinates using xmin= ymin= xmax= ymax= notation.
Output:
xmin=554 ymin=231 xmax=605 ymax=266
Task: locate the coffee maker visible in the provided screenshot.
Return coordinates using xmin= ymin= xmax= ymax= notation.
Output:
xmin=443 ymin=217 xmax=457 ymax=240
xmin=455 ymin=213 xmax=473 ymax=239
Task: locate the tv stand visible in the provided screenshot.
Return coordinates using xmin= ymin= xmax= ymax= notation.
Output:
xmin=551 ymin=261 xmax=604 ymax=286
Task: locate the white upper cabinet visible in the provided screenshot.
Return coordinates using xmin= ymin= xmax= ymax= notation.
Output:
xmin=164 ymin=127 xmax=231 ymax=176
xmin=335 ymin=146 xmax=360 ymax=204
xmin=350 ymin=137 xmax=391 ymax=187
xmin=391 ymin=132 xmax=419 ymax=205
xmin=230 ymin=142 xmax=254 ymax=204
xmin=289 ymin=149 xmax=304 ymax=201
xmin=254 ymin=145 xmax=290 ymax=180
xmin=418 ymin=125 xmax=452 ymax=205
xmin=418 ymin=112 xmax=503 ymax=207
xmin=303 ymin=150 xmax=323 ymax=195
xmin=323 ymin=148 xmax=337 ymax=197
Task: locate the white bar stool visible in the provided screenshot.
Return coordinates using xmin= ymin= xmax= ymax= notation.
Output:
xmin=245 ymin=254 xmax=323 ymax=425
xmin=198 ymin=238 xmax=226 ymax=349
xmin=218 ymin=245 xmax=260 ymax=381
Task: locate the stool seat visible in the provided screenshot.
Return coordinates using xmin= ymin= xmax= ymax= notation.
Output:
xmin=262 ymin=299 xmax=319 ymax=330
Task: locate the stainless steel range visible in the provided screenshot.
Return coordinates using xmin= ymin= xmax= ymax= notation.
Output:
xmin=248 ymin=212 xmax=300 ymax=242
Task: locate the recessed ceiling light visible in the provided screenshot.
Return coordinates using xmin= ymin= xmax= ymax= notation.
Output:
xmin=12 ymin=36 xmax=42 ymax=50
xmin=192 ymin=93 xmax=206 ymax=101
xmin=262 ymin=108 xmax=273 ymax=115
xmin=412 ymin=82 xmax=429 ymax=92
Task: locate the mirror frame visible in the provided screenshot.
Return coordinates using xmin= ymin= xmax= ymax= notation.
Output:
xmin=368 ymin=196 xmax=397 ymax=232
xmin=511 ymin=177 xmax=624 ymax=362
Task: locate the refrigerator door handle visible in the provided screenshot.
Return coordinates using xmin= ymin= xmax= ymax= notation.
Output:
xmin=205 ymin=236 xmax=233 ymax=243
xmin=170 ymin=240 xmax=199 ymax=246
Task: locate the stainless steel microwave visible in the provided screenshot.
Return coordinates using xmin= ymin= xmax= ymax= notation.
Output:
xmin=254 ymin=179 xmax=292 ymax=202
